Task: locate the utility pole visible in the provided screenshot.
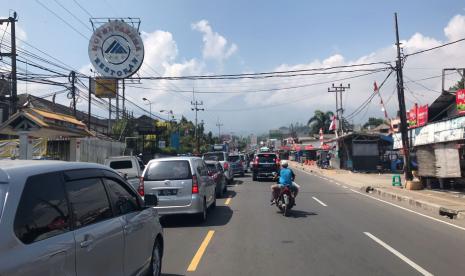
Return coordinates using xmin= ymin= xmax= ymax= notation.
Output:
xmin=328 ymin=83 xmax=350 ymax=135
xmin=122 ymin=79 xmax=125 ymax=117
xmin=88 ymin=76 xmax=91 ymax=130
xmin=394 ymin=12 xmax=413 ymax=182
xmin=216 ymin=118 xmax=223 ymax=140
xmin=70 ymin=71 xmax=76 ymax=117
xmin=0 ymin=12 xmax=18 ymax=115
xmin=191 ymin=98 xmax=204 ymax=154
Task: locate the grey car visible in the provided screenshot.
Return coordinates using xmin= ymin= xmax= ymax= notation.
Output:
xmin=0 ymin=160 xmax=164 ymax=276
xmin=139 ymin=157 xmax=216 ymax=221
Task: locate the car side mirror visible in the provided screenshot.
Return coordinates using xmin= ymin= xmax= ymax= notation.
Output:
xmin=144 ymin=194 xmax=158 ymax=207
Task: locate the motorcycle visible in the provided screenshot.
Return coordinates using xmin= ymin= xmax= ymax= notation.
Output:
xmin=276 ymin=185 xmax=295 ymax=216
xmin=272 ymin=172 xmax=296 ymax=216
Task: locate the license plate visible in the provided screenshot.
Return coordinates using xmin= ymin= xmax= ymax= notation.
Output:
xmin=158 ymin=189 xmax=178 ymax=196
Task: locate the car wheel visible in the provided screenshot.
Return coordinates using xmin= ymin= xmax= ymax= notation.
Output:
xmin=197 ymin=199 xmax=207 ymax=222
xmin=253 ymin=174 xmax=257 ymax=181
xmin=149 ymin=239 xmax=162 ymax=276
xmin=241 ymin=171 xmax=245 ymax=177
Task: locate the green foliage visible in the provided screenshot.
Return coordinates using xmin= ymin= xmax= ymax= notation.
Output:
xmin=363 ymin=117 xmax=386 ymax=129
xmin=307 ymin=110 xmax=334 ymax=134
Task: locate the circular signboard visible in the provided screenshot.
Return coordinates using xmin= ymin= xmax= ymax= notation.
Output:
xmin=88 ymin=20 xmax=144 ymax=78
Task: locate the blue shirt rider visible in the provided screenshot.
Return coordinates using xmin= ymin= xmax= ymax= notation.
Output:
xmin=271 ymin=160 xmax=298 ymax=204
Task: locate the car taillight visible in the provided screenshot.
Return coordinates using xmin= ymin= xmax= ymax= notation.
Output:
xmin=276 ymin=158 xmax=281 ymax=165
xmin=223 ymin=162 xmax=229 ymax=170
xmin=192 ymin=175 xmax=199 ymax=194
xmin=253 ymin=157 xmax=259 ymax=166
xmin=138 ymin=177 xmax=145 ymax=196
xmin=240 ymin=160 xmax=243 ymax=166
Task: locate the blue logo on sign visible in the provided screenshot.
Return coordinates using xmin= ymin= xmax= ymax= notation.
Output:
xmin=105 ymin=40 xmax=128 ymax=54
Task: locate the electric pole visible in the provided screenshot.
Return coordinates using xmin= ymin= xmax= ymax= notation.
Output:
xmin=69 ymin=71 xmax=76 ymax=117
xmin=191 ymin=99 xmax=204 ymax=154
xmin=0 ymin=12 xmax=18 ymax=116
xmin=394 ymin=12 xmax=413 ymax=182
xmin=328 ymin=83 xmax=350 ymax=135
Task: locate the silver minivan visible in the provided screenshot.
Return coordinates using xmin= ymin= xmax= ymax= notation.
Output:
xmin=139 ymin=157 xmax=216 ymax=221
xmin=0 ymin=160 xmax=164 ymax=276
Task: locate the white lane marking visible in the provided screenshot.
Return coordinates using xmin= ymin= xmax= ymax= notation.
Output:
xmin=364 ymin=232 xmax=434 ymax=276
xmin=312 ymin=196 xmax=328 ymax=207
xmin=342 ymin=186 xmax=348 ymax=189
xmin=335 ymin=183 xmax=341 ymax=186
xmin=295 ymin=167 xmax=465 ymax=232
xmin=349 ymin=189 xmax=465 ymax=232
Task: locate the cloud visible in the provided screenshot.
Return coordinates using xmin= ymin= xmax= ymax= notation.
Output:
xmin=191 ymin=20 xmax=238 ymax=62
xmin=76 ymin=14 xmax=465 ymax=135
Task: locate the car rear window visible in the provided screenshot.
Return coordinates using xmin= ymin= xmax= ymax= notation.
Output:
xmin=204 ymin=153 xmax=225 ymax=161
xmin=145 ymin=160 xmax=192 ymax=181
xmin=109 ymin=160 xmax=133 ymax=169
xmin=228 ymin=155 xmax=240 ymax=162
xmin=258 ymin=154 xmax=277 ymax=163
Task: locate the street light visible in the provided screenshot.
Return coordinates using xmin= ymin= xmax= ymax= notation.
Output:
xmin=142 ymin=98 xmax=152 ymax=119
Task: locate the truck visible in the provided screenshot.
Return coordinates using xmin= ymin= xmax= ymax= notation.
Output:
xmin=104 ymin=156 xmax=145 ymax=190
xmin=212 ymin=143 xmax=230 ymax=153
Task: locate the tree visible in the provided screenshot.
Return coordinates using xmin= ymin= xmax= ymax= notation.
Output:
xmin=307 ymin=110 xmax=334 ymax=134
xmin=363 ymin=117 xmax=386 ymax=129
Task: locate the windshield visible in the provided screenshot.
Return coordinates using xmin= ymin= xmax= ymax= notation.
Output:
xmin=204 ymin=153 xmax=224 ymax=161
xmin=258 ymin=154 xmax=277 ymax=163
xmin=228 ymin=155 xmax=240 ymax=162
xmin=145 ymin=161 xmax=192 ymax=181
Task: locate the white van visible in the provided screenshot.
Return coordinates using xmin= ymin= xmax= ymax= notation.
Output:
xmin=104 ymin=156 xmax=145 ymax=190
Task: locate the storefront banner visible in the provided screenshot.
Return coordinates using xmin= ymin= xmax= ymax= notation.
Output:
xmin=407 ymin=104 xmax=418 ymax=128
xmin=417 ymin=104 xmax=428 ymax=127
xmin=393 ymin=116 xmax=465 ymax=149
xmin=456 ymin=89 xmax=465 ymax=114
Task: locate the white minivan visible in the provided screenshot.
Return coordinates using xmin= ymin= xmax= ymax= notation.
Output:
xmin=105 ymin=156 xmax=145 ymax=191
xmin=139 ymin=156 xmax=216 ymax=222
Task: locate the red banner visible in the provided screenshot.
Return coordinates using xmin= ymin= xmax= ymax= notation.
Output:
xmin=417 ymin=104 xmax=428 ymax=127
xmin=457 ymin=89 xmax=465 ymax=115
xmin=407 ymin=104 xmax=418 ymax=128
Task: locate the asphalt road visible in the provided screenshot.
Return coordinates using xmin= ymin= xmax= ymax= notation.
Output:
xmin=161 ymin=169 xmax=465 ymax=276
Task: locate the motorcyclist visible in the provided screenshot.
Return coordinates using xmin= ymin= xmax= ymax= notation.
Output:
xmin=270 ymin=160 xmax=299 ymax=204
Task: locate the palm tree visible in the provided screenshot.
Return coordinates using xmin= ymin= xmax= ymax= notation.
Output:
xmin=307 ymin=110 xmax=334 ymax=134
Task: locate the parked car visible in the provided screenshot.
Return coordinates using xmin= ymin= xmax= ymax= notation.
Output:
xmin=0 ymin=160 xmax=163 ymax=276
xmin=252 ymin=152 xmax=280 ymax=181
xmin=203 ymin=151 xmax=234 ymax=184
xmin=104 ymin=156 xmax=145 ymax=191
xmin=205 ymin=160 xmax=227 ymax=198
xmin=228 ymin=154 xmax=245 ymax=177
xmin=139 ymin=156 xmax=216 ymax=221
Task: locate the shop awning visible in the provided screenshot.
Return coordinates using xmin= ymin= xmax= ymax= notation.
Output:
xmin=0 ymin=108 xmax=93 ymax=138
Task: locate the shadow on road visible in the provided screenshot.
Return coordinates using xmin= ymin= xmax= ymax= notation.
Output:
xmin=285 ymin=210 xmax=318 ymax=218
xmin=231 ymin=179 xmax=244 ymax=185
xmin=161 ymin=206 xmax=233 ymax=228
xmin=222 ymin=189 xmax=237 ymax=198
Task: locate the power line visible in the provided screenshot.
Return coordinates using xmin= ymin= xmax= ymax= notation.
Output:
xmin=405 ymin=36 xmax=465 ymax=57
xmin=35 ymin=0 xmax=89 ymax=40
xmin=72 ymin=0 xmax=93 ymax=18
xmin=52 ymin=0 xmax=93 ymax=32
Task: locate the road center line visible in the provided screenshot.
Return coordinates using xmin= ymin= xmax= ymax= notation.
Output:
xmin=364 ymin=232 xmax=433 ymax=276
xmin=312 ymin=196 xmax=328 ymax=207
xmin=187 ymin=230 xmax=215 ymax=272
xmin=224 ymin=197 xmax=232 ymax=205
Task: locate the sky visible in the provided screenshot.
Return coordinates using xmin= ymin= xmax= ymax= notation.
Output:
xmin=1 ymin=0 xmax=465 ymax=136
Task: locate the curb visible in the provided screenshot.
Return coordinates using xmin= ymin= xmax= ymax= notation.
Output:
xmin=291 ymin=162 xmax=465 ymax=220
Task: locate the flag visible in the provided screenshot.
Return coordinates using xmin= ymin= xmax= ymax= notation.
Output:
xmin=329 ymin=116 xmax=337 ymax=131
